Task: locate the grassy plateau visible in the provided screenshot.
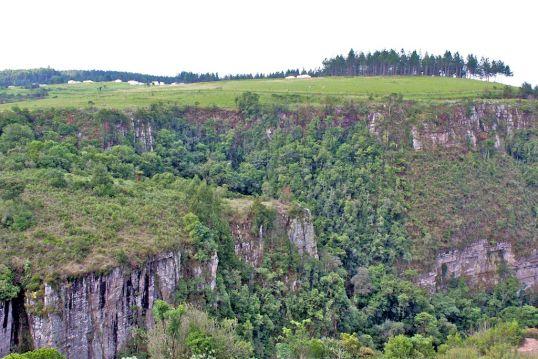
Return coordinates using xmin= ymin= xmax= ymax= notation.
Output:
xmin=0 ymin=76 xmax=511 ymax=110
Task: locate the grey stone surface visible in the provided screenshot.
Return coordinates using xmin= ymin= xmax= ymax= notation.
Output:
xmin=419 ymin=240 xmax=538 ymax=292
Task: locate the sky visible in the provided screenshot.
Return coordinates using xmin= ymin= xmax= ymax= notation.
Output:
xmin=1 ymin=0 xmax=537 ymax=86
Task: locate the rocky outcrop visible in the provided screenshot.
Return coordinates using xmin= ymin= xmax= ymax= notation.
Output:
xmin=0 ymin=200 xmax=316 ymax=358
xmin=287 ymin=208 xmax=318 ymax=259
xmin=0 ymin=293 xmax=30 ymax=355
xmin=0 ymin=251 xmax=219 ymax=359
xmin=232 ymin=203 xmax=318 ymax=267
xmin=407 ymin=104 xmax=535 ymax=152
xmin=232 ymin=218 xmax=265 ymax=267
xmin=27 ymin=251 xmax=181 ymax=358
xmin=0 ymin=198 xmax=316 ymax=358
xmin=0 ymin=300 xmax=12 ymax=354
xmin=419 ymin=240 xmax=538 ymax=292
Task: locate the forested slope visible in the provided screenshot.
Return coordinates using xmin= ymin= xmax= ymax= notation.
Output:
xmin=0 ymin=96 xmax=536 ymax=358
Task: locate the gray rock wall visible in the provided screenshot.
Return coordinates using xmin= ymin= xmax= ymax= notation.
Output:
xmin=409 ymin=104 xmax=534 ymax=151
xmin=27 ymin=251 xmax=181 ymax=358
xmin=419 ymin=240 xmax=538 ymax=292
xmin=232 ymin=204 xmax=318 ymax=267
xmin=0 ymin=300 xmax=15 ymax=354
xmin=287 ymin=208 xmax=318 ymax=259
xmin=0 ymin=250 xmax=219 ymax=359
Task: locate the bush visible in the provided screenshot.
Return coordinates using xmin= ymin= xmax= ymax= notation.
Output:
xmin=235 ymin=92 xmax=260 ymax=118
xmin=148 ymin=300 xmax=253 ymax=359
xmin=384 ymin=335 xmax=413 ymax=358
xmin=439 ymin=321 xmax=523 ymax=358
xmin=1 ymin=348 xmax=64 ymax=359
xmin=90 ymin=164 xmax=117 ymax=197
xmin=183 ymin=212 xmax=218 ymax=261
xmin=0 ymin=200 xmax=34 ymax=231
xmin=0 ymin=178 xmax=26 ymax=200
xmin=249 ymin=198 xmax=276 ymax=235
xmin=498 ymin=305 xmax=538 ymax=328
xmin=466 ymin=321 xmax=522 ymax=355
xmin=0 ymin=123 xmax=34 ymax=152
xmin=384 ymin=334 xmax=435 ymax=359
xmin=46 ymin=169 xmax=67 ymax=188
xmin=0 ymin=264 xmax=20 ymax=301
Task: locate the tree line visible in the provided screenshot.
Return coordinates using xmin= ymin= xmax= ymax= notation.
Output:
xmin=0 ymin=49 xmax=513 ymax=88
xmin=320 ymin=49 xmax=512 ymax=79
xmin=0 ymin=68 xmax=219 ymax=88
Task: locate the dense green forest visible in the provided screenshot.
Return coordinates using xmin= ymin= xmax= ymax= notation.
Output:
xmin=0 ymin=97 xmax=536 ymax=358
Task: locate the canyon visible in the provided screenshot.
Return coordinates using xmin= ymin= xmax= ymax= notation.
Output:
xmin=1 ymin=101 xmax=536 ymax=358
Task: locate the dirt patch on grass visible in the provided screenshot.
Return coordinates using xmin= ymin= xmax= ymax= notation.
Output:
xmin=519 ymin=338 xmax=538 ymax=356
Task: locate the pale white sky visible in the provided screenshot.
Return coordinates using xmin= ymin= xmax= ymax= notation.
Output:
xmin=1 ymin=0 xmax=536 ymax=86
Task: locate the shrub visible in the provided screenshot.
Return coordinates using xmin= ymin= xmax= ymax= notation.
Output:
xmin=249 ymin=198 xmax=276 ymax=235
xmin=148 ymin=300 xmax=253 ymax=359
xmin=0 ymin=200 xmax=34 ymax=231
xmin=498 ymin=305 xmax=538 ymax=328
xmin=235 ymin=92 xmax=260 ymax=118
xmin=384 ymin=335 xmax=413 ymax=358
xmin=46 ymin=169 xmax=67 ymax=188
xmin=384 ymin=334 xmax=435 ymax=359
xmin=466 ymin=321 xmax=522 ymax=355
xmin=439 ymin=322 xmax=523 ymax=358
xmin=183 ymin=212 xmax=218 ymax=261
xmin=0 ymin=123 xmax=34 ymax=152
xmin=0 ymin=265 xmax=20 ymax=301
xmin=1 ymin=348 xmax=64 ymax=359
xmin=0 ymin=178 xmax=26 ymax=200
xmin=90 ymin=164 xmax=117 ymax=197
xmin=186 ymin=328 xmax=217 ymax=357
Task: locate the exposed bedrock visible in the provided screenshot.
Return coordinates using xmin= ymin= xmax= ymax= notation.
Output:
xmin=419 ymin=240 xmax=538 ymax=292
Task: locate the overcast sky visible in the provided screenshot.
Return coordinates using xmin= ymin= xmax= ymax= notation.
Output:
xmin=1 ymin=0 xmax=536 ymax=85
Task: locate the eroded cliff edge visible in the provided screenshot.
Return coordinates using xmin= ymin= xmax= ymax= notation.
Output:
xmin=419 ymin=240 xmax=538 ymax=292
xmin=0 ymin=202 xmax=317 ymax=358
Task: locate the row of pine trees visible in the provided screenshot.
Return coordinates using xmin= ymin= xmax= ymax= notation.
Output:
xmin=320 ymin=49 xmax=512 ymax=79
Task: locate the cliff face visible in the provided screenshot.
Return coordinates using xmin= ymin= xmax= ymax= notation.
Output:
xmin=1 ymin=294 xmax=29 ymax=356
xmin=419 ymin=240 xmax=538 ymax=292
xmin=21 ymin=251 xmax=185 ymax=358
xmin=0 ymin=301 xmax=12 ymax=354
xmin=92 ymin=103 xmax=536 ymax=155
xmin=0 ymin=205 xmax=317 ymax=358
xmin=287 ymin=209 xmax=318 ymax=259
xmin=407 ymin=104 xmax=534 ymax=151
xmin=1 ymin=251 xmax=186 ymax=358
xmin=231 ymin=202 xmax=318 ymax=267
xmin=366 ymin=103 xmax=536 ymax=152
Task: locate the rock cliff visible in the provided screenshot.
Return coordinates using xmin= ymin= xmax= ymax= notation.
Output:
xmin=1 ymin=251 xmax=196 ymax=358
xmin=88 ymin=103 xmax=536 ymax=156
xmin=0 ymin=203 xmax=317 ymax=358
xmin=231 ymin=201 xmax=318 ymax=267
xmin=419 ymin=240 xmax=538 ymax=292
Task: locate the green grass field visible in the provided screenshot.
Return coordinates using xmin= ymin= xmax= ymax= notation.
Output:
xmin=0 ymin=76 xmax=511 ymax=110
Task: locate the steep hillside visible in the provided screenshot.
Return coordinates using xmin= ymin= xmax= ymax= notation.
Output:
xmin=0 ymin=97 xmax=536 ymax=358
